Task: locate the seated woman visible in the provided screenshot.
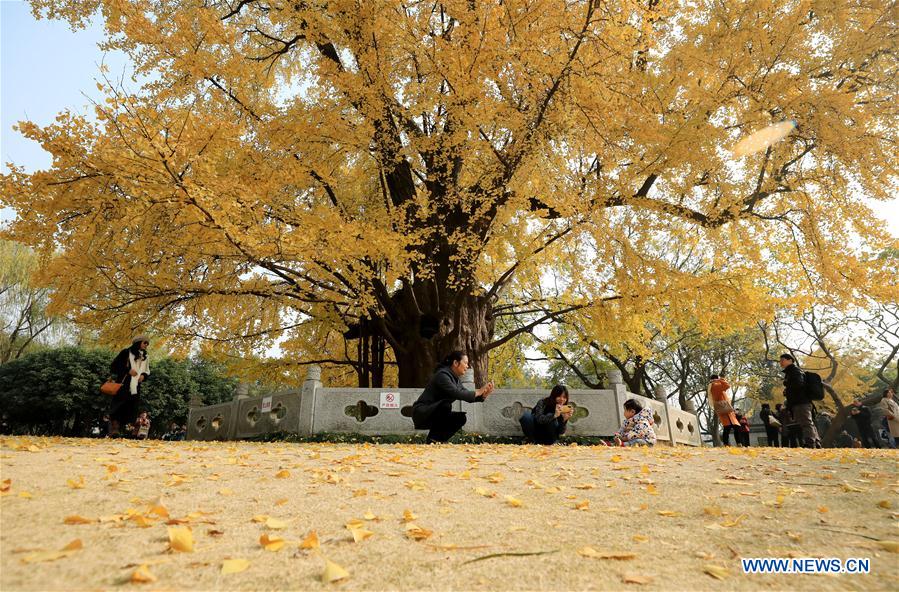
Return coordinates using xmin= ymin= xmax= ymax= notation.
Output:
xmin=520 ymin=384 xmax=572 ymax=445
xmin=613 ymin=399 xmax=657 ymax=446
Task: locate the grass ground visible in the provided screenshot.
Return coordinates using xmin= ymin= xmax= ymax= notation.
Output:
xmin=1 ymin=436 xmax=897 ymax=591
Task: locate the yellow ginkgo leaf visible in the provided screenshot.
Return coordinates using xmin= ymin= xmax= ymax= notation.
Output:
xmin=632 ymin=535 xmax=649 ymax=543
xmin=275 ymin=498 xmax=289 ymax=506
xmin=66 ymin=476 xmax=85 ymax=489
xmin=475 ymin=487 xmax=496 ymax=498
xmin=657 ymin=510 xmax=681 ymax=517
xmin=504 ymin=495 xmax=523 ymax=508
xmin=404 ymin=523 xmax=433 ymax=541
xmin=21 ymin=539 xmax=82 ymax=563
xmin=876 ymin=540 xmax=899 ymax=553
xmin=363 ymin=510 xmax=378 ymax=521
xmin=219 ymin=488 xmax=234 ymax=496
xmin=251 ymin=514 xmax=268 ymax=523
xmin=130 ymin=564 xmax=157 ymax=584
xmin=349 ymin=528 xmax=374 ymax=543
xmin=704 ymin=565 xmax=729 ymax=580
xmin=299 ymin=531 xmax=320 ymax=550
xmin=275 ymin=470 xmax=290 ymax=479
xmin=345 ymin=518 xmax=366 ymax=530
xmin=877 ymin=500 xmax=892 ymax=509
xmin=221 ymin=559 xmax=250 ymax=574
xmin=167 ymin=526 xmax=194 ymax=552
xmin=63 ymin=515 xmax=94 ymax=525
xmin=402 ymin=509 xmax=417 ymax=523
xmin=259 ymin=533 xmax=285 ymax=551
xmin=265 ymin=517 xmax=287 ymax=530
xmin=322 ymin=559 xmax=350 ymax=583
xmin=578 ymin=547 xmax=636 ymax=560
xmin=148 ymin=504 xmax=169 ymax=518
xmin=575 ymin=500 xmax=590 ymax=511
xmin=622 ymin=574 xmax=653 ymax=585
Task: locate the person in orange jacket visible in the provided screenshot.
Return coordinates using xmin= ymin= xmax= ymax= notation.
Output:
xmin=709 ymin=375 xmax=740 ymax=446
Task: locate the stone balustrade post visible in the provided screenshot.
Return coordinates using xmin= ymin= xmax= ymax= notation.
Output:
xmin=297 ymin=365 xmax=321 ymax=436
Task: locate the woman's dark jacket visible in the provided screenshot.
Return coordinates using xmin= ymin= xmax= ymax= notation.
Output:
xmin=110 ymin=347 xmax=149 ymax=392
xmin=531 ymin=398 xmax=568 ymax=434
xmin=412 ymin=366 xmax=483 ymax=429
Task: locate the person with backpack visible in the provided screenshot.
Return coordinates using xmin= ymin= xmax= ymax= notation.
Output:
xmin=779 ymin=353 xmax=821 ymax=448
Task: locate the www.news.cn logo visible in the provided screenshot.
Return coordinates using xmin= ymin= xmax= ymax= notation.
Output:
xmin=742 ymin=557 xmax=870 ymax=574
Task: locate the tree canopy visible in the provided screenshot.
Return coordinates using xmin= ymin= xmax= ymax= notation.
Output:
xmin=3 ymin=0 xmax=897 ymax=386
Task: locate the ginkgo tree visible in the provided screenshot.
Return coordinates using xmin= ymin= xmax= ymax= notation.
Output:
xmin=2 ymin=0 xmax=897 ymax=386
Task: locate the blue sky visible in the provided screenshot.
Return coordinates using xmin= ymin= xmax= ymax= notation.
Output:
xmin=1 ymin=0 xmax=134 ymax=172
xmin=1 ymin=0 xmax=896 ymax=235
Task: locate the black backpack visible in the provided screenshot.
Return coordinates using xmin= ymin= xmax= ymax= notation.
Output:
xmin=804 ymin=371 xmax=825 ymax=401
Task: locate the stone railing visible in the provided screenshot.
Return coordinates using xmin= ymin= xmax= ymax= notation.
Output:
xmin=187 ymin=366 xmax=702 ymax=446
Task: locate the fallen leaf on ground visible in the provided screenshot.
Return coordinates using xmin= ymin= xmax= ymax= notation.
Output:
xmin=321 ymin=559 xmax=349 ymax=583
xmin=63 ymin=515 xmax=94 ymax=525
xmin=349 ymin=527 xmax=374 ymax=543
xmin=405 ymin=523 xmax=433 ymax=541
xmin=299 ymin=531 xmax=320 ymax=550
xmin=622 ymin=574 xmax=653 ymax=585
xmin=578 ymin=547 xmax=636 ymax=560
xmin=632 ymin=535 xmax=649 ymax=542
xmin=720 ymin=514 xmax=747 ymax=527
xmin=877 ymin=500 xmax=892 ymax=509
xmin=130 ymin=564 xmax=157 ymax=583
xmin=504 ymin=495 xmax=523 ymax=507
xmin=66 ymin=476 xmax=85 ymax=489
xmin=704 ymin=565 xmax=729 ymax=580
xmin=657 ymin=510 xmax=681 ymax=517
xmin=218 ymin=488 xmax=233 ymax=496
xmin=475 ymin=487 xmax=496 ymax=498
xmin=402 ymin=509 xmax=417 ymax=522
xmin=275 ymin=498 xmax=289 ymax=506
xmin=21 ymin=539 xmax=82 ymax=563
xmin=575 ymin=500 xmax=590 ymax=511
xmin=259 ymin=533 xmax=285 ymax=551
xmin=167 ymin=526 xmax=194 ymax=552
xmin=363 ymin=510 xmax=379 ymax=520
xmin=877 ymin=540 xmax=899 ymax=553
xmin=264 ymin=517 xmax=288 ymax=530
xmin=149 ymin=504 xmax=169 ymax=518
xmin=251 ymin=515 xmax=268 ymax=523
xmin=221 ymin=559 xmax=250 ymax=574
xmin=275 ymin=470 xmax=290 ymax=479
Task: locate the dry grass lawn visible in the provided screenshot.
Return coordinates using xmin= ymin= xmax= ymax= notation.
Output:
xmin=1 ymin=436 xmax=897 ymax=591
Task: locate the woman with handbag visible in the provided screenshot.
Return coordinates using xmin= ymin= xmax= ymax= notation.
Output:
xmin=107 ymin=336 xmax=151 ymax=437
xmin=709 ymin=375 xmax=740 ymax=446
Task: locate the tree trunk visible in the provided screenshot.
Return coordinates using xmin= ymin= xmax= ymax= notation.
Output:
xmin=385 ymin=288 xmax=494 ymax=388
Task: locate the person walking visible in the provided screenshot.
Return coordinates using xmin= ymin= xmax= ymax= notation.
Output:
xmin=879 ymin=388 xmax=898 ymax=449
xmin=412 ymin=351 xmax=494 ymax=443
xmin=760 ymin=403 xmax=780 ymax=446
xmin=709 ymin=375 xmax=739 ymax=446
xmin=779 ymin=353 xmax=820 ymax=448
xmin=520 ymin=384 xmax=572 ymax=445
xmin=849 ymin=401 xmax=880 ymax=449
xmin=109 ymin=336 xmax=151 ymax=437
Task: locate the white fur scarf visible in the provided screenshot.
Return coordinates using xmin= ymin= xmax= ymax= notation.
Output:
xmin=128 ymin=352 xmax=151 ymax=395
